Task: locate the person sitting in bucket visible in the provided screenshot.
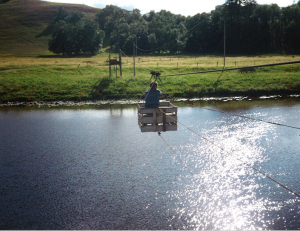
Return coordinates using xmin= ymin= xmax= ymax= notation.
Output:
xmin=144 ymin=81 xmax=162 ymax=108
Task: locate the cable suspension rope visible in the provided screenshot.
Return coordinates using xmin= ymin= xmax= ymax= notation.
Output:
xmin=159 ymin=60 xmax=300 ymax=77
xmin=158 ymin=133 xmax=223 ymax=210
xmin=158 ymin=109 xmax=300 ymax=199
xmin=201 ymin=106 xmax=300 ymax=130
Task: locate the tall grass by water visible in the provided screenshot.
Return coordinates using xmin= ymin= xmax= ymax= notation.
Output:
xmin=0 ymin=54 xmax=300 ymax=102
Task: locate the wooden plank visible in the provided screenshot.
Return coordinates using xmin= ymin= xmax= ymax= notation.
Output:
xmin=139 ymin=107 xmax=177 ymax=114
xmin=140 ymin=124 xmax=177 ymax=132
xmin=138 ymin=102 xmax=177 ymax=108
xmin=139 ymin=116 xmax=177 ymax=123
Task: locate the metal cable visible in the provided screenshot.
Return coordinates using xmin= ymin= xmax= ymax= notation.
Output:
xmin=201 ymin=106 xmax=300 ymax=130
xmin=159 ymin=133 xmax=223 ymax=210
xmin=158 ymin=109 xmax=300 ymax=199
xmin=159 ymin=60 xmax=300 ymax=77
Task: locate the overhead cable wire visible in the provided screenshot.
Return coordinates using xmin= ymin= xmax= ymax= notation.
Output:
xmin=200 ymin=106 xmax=300 ymax=130
xmin=159 ymin=60 xmax=300 ymax=77
xmin=159 ymin=133 xmax=223 ymax=210
xmin=158 ymin=109 xmax=300 ymax=199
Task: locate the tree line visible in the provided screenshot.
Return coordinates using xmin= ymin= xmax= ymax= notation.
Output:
xmin=46 ymin=7 xmax=105 ymax=55
xmin=47 ymin=0 xmax=300 ymax=55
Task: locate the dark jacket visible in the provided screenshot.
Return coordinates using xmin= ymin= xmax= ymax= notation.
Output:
xmin=144 ymin=88 xmax=162 ymax=108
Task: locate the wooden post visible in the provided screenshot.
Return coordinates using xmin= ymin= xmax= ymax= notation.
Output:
xmin=119 ymin=49 xmax=122 ymax=77
xmin=109 ymin=53 xmax=111 ymax=80
xmin=224 ymin=18 xmax=226 ymax=67
xmin=133 ymin=41 xmax=135 ymax=77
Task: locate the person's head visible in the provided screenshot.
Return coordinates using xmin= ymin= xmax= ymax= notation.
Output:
xmin=150 ymin=81 xmax=157 ymax=89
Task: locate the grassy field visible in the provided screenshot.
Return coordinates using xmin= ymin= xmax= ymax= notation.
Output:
xmin=0 ymin=54 xmax=300 ymax=103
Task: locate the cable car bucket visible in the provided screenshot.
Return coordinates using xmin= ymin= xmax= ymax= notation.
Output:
xmin=138 ymin=102 xmax=177 ymax=132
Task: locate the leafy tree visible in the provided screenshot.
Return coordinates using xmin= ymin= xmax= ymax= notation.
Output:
xmin=48 ymin=20 xmax=71 ymax=55
xmin=81 ymin=20 xmax=105 ymax=55
xmin=281 ymin=2 xmax=300 ymax=53
xmin=96 ymin=5 xmax=127 ymax=37
xmin=96 ymin=1 xmax=300 ymax=55
xmin=54 ymin=7 xmax=69 ymax=23
xmin=48 ymin=8 xmax=105 ymax=55
xmin=66 ymin=11 xmax=84 ymax=25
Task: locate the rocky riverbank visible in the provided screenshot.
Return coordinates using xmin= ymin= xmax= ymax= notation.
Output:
xmin=1 ymin=95 xmax=299 ymax=107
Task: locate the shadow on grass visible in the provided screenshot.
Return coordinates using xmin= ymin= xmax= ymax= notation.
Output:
xmin=89 ymin=77 xmax=111 ymax=99
xmin=213 ymin=71 xmax=224 ymax=90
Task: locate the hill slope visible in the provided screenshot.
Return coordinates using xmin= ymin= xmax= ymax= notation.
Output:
xmin=0 ymin=0 xmax=100 ymax=55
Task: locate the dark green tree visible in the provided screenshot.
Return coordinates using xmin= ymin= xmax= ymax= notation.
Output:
xmin=48 ymin=9 xmax=105 ymax=55
xmin=81 ymin=20 xmax=105 ymax=55
xmin=282 ymin=2 xmax=300 ymax=53
xmin=54 ymin=7 xmax=69 ymax=23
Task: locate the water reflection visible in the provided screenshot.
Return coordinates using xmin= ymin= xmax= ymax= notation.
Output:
xmin=0 ymin=99 xmax=300 ymax=229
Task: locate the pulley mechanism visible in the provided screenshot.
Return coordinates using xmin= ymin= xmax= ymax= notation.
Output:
xmin=150 ymin=70 xmax=162 ymax=82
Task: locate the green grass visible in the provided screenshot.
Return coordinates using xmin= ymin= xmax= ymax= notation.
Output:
xmin=1 ymin=54 xmax=300 ymax=102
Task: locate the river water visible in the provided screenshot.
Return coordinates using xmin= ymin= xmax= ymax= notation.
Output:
xmin=1 ymin=97 xmax=300 ymax=229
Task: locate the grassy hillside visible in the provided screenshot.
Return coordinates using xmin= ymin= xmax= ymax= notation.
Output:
xmin=0 ymin=0 xmax=100 ymax=55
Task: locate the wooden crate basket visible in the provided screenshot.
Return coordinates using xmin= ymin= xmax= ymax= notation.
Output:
xmin=138 ymin=102 xmax=177 ymax=132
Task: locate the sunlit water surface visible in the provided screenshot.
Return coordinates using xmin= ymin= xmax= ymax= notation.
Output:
xmin=1 ymin=98 xmax=300 ymax=229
